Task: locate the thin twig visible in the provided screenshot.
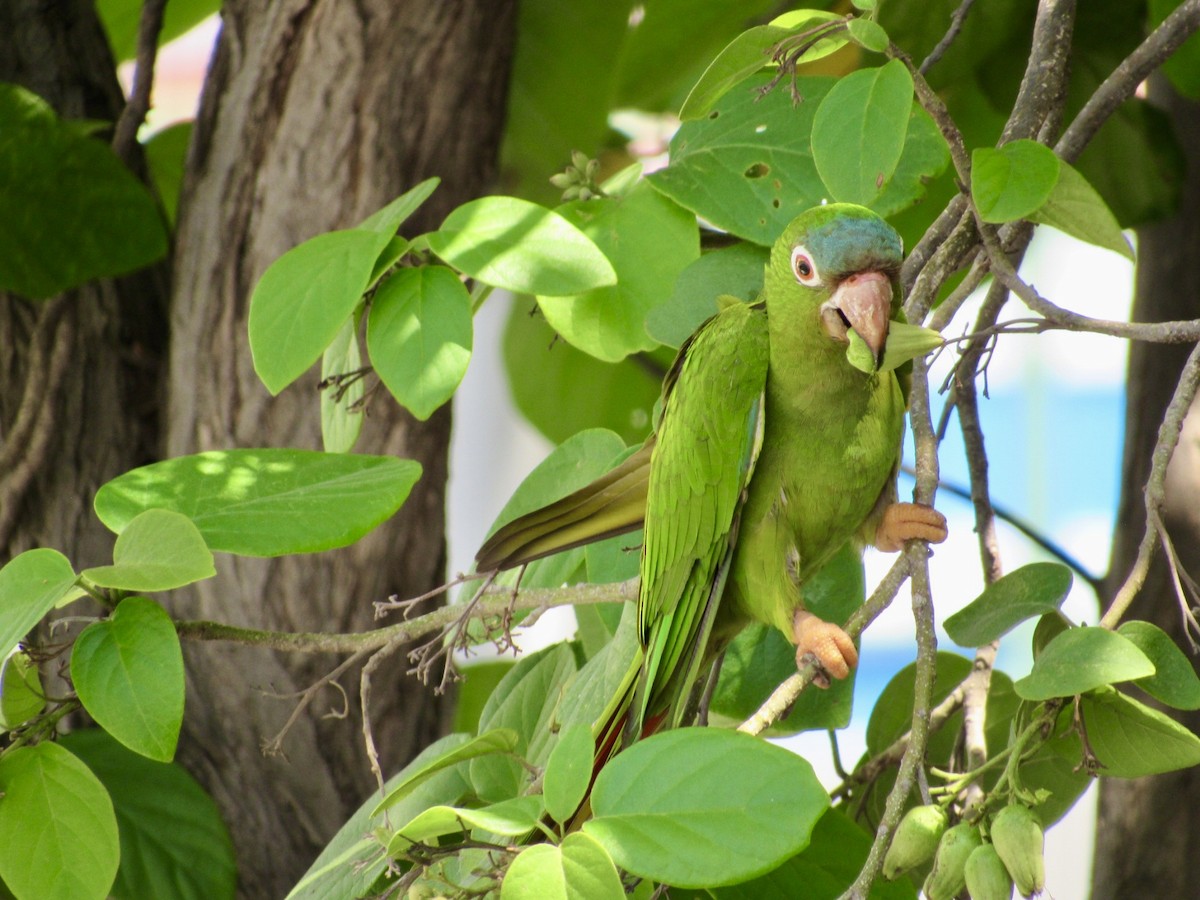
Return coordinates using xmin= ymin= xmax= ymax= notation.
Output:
xmin=1057 ymin=0 xmax=1200 ymax=163
xmin=175 ymin=577 xmax=640 ymax=654
xmin=920 ymin=0 xmax=978 ymax=74
xmin=112 ymin=0 xmax=167 ymax=164
xmin=261 ymin=647 xmax=373 ymax=756
xmin=1102 ymin=341 xmax=1200 ymax=628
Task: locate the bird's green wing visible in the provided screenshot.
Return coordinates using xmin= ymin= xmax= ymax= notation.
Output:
xmin=474 ymin=441 xmax=651 ymax=571
xmin=631 ymin=300 xmax=769 ymax=734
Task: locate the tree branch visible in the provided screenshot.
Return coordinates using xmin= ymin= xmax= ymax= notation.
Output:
xmin=174 ymin=578 xmax=639 ymax=654
xmin=112 ymin=0 xmax=167 ymax=164
xmin=1057 ymin=0 xmax=1200 ymax=164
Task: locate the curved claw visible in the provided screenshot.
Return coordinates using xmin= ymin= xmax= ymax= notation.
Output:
xmin=792 ymin=609 xmax=858 ymax=689
xmin=875 ymin=502 xmax=948 ymax=553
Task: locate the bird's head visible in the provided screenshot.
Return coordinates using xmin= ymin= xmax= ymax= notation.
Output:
xmin=768 ymin=203 xmax=904 ymax=370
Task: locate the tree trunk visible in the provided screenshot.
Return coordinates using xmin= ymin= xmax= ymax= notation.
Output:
xmin=0 ymin=1 xmax=169 ymax=567
xmin=167 ymin=1 xmax=516 ymax=895
xmin=1092 ymin=83 xmax=1200 ymax=899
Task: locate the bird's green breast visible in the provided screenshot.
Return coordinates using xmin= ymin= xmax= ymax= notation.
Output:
xmin=725 ymin=341 xmax=905 ymax=637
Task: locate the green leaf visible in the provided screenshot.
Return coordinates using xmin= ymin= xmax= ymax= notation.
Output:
xmin=503 ymin=300 xmax=660 ymax=445
xmin=358 ymin=178 xmax=440 ymax=234
xmin=319 ymin=315 xmax=364 ymax=453
xmin=867 ymin=653 xmax=973 ymax=754
xmin=971 ymin=140 xmax=1061 ymax=223
xmin=0 ymin=742 xmax=119 ymax=900
xmin=650 ymin=75 xmax=943 ymax=245
xmin=1015 ymin=626 xmax=1157 ymax=700
xmin=1031 ymin=160 xmax=1134 ymax=259
xmin=81 ymin=509 xmax=215 ymax=592
xmin=645 ymin=242 xmax=769 ymax=348
xmin=501 ymin=833 xmax=625 ymax=900
xmin=0 ymin=650 xmax=44 ymax=730
xmin=1119 ymin=620 xmax=1200 ymax=710
xmin=471 ymin=644 xmax=578 ymax=802
xmin=711 ymin=542 xmax=863 ymax=732
xmin=97 ymin=0 xmax=219 ymax=62
xmin=543 ymin=722 xmax=595 ymax=825
xmin=670 ymin=807 xmax=916 ymax=899
xmin=557 ymin=604 xmax=641 ymax=733
xmin=71 ymin=596 xmax=185 ymax=762
xmin=943 ymin=562 xmax=1073 ymax=647
xmin=0 ymin=548 xmax=77 ymax=657
xmin=286 ymin=734 xmax=474 ymax=899
xmin=60 ymin=729 xmax=235 ymax=900
xmin=371 ymin=728 xmax=520 ymax=816
xmin=366 ymin=236 xmax=410 ymax=290
xmin=93 ymin=449 xmax=422 ymax=557
xmin=143 ymin=122 xmax=192 ymax=227
xmin=678 ymin=14 xmax=845 ymax=121
xmin=484 ymin=429 xmax=629 ymax=538
xmin=426 ymin=197 xmax=616 ymax=296
xmin=367 ymin=265 xmax=473 ymax=420
xmin=248 ymin=228 xmax=394 ymax=394
xmin=584 ymin=728 xmax=829 ymax=888
xmin=388 ymin=796 xmax=546 ymax=854
xmin=538 ymin=182 xmax=696 ymax=362
xmin=1062 ymin=687 xmax=1200 ymax=778
xmin=812 ymin=60 xmax=914 ymax=205
xmin=0 ymin=84 xmax=168 ymax=299
xmin=847 ymin=18 xmax=889 ymax=53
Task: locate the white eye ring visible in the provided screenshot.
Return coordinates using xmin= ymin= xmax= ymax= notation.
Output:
xmin=791 ymin=246 xmax=820 ymax=286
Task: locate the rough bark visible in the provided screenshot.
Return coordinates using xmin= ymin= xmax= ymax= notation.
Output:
xmin=166 ymin=1 xmax=516 ymax=895
xmin=0 ymin=1 xmax=168 ymax=567
xmin=1092 ymin=83 xmax=1200 ymax=899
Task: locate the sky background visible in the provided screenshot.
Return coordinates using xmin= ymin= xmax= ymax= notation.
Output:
xmin=145 ymin=21 xmax=1138 ymax=899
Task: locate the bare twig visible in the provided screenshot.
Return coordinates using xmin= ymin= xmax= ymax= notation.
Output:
xmin=175 ymin=577 xmax=640 ymax=654
xmin=1151 ymin=510 xmax=1200 ymax=652
xmin=112 ymin=0 xmax=167 ymax=164
xmin=1057 ymin=0 xmax=1200 ymax=163
xmin=261 ymin=647 xmax=373 ymax=757
xmin=1102 ymin=341 xmax=1200 ymax=628
xmin=920 ymin=0 xmax=978 ymax=74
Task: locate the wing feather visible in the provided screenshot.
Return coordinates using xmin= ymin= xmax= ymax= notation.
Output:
xmin=631 ymin=301 xmax=769 ymax=733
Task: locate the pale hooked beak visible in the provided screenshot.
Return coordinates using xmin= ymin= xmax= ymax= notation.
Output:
xmin=820 ymin=271 xmax=893 ymax=365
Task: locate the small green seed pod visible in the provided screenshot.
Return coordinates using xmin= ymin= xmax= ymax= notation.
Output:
xmin=990 ymin=804 xmax=1045 ymax=898
xmin=883 ymin=804 xmax=948 ymax=880
xmin=965 ymin=843 xmax=1015 ymax=900
xmin=923 ymin=822 xmax=982 ymax=900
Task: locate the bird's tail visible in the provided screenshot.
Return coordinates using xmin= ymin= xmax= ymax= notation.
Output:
xmin=475 ymin=440 xmax=652 ymax=572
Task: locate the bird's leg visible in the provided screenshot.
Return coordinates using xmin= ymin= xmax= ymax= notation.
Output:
xmin=874 ymin=502 xmax=948 ymax=553
xmin=792 ymin=607 xmax=858 ymax=689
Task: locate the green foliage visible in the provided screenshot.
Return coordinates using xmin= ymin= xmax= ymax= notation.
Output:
xmin=81 ymin=509 xmax=214 ymax=592
xmin=812 ymin=60 xmax=914 ymax=206
xmin=71 ymin=597 xmax=185 ymax=762
xmin=8 ymin=4 xmax=1200 ymax=898
xmin=943 ymin=562 xmax=1073 ymax=646
xmin=367 ymin=265 xmax=473 ymax=420
xmin=584 ymin=728 xmax=829 ymax=887
xmin=60 ymin=730 xmax=235 ymax=900
xmin=0 ymin=84 xmax=167 ymax=299
xmin=93 ymin=449 xmax=422 ymax=557
xmin=0 ymin=742 xmax=119 ymax=900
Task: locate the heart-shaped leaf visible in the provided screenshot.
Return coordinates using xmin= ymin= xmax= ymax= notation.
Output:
xmin=82 ymin=509 xmax=214 ymax=592
xmin=72 ymin=596 xmax=185 ymax=761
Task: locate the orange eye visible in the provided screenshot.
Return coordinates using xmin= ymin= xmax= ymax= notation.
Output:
xmin=791 ymin=246 xmax=819 ymax=285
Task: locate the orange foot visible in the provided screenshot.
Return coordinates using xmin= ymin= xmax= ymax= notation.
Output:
xmin=792 ymin=608 xmax=858 ymax=689
xmin=875 ymin=502 xmax=948 ymax=553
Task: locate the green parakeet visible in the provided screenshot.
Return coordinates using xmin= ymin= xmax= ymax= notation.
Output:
xmin=476 ymin=203 xmax=946 ymax=768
